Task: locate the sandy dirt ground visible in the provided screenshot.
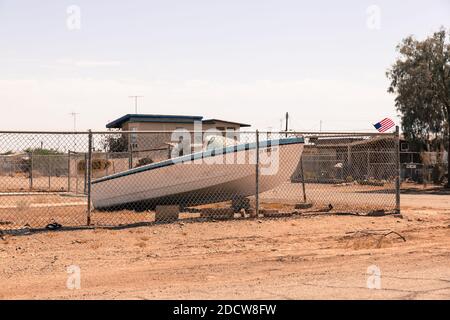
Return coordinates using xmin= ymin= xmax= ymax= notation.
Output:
xmin=0 ymin=187 xmax=449 ymax=300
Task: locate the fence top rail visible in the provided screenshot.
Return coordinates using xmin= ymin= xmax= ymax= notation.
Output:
xmin=0 ymin=131 xmax=90 ymax=135
xmin=0 ymin=130 xmax=396 ymax=137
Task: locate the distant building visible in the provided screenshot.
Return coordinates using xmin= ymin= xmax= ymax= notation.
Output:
xmin=105 ymin=114 xmax=251 ymax=156
xmin=106 ymin=114 xmax=250 ymax=133
xmin=292 ymin=135 xmax=397 ymax=182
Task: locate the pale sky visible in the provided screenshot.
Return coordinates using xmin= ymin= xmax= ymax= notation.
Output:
xmin=0 ymin=0 xmax=449 ymax=131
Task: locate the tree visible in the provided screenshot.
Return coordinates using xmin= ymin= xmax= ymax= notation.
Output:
xmin=23 ymin=148 xmax=62 ymax=155
xmin=387 ymin=28 xmax=450 ymax=187
xmin=102 ymin=135 xmax=128 ymax=152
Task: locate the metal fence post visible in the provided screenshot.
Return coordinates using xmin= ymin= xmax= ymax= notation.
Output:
xmin=255 ymin=130 xmax=260 ymax=218
xmin=105 ymin=152 xmax=109 ymax=176
xmin=300 ymin=156 xmax=307 ymax=202
xmin=48 ymin=158 xmax=51 ymax=190
xmin=395 ymin=126 xmax=401 ymax=213
xmin=76 ymin=154 xmax=79 ymax=194
xmin=67 ymin=150 xmax=71 ymax=192
xmin=29 ymin=152 xmax=33 ymax=190
xmin=129 ymin=138 xmax=133 ymax=169
xmin=84 ymin=153 xmax=87 ymax=194
xmin=87 ymin=130 xmax=93 ymax=226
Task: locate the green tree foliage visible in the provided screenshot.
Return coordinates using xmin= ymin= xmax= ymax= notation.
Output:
xmin=387 ymin=28 xmax=450 ymax=186
xmin=23 ymin=148 xmax=62 ymax=155
xmin=103 ymin=135 xmax=128 ymax=152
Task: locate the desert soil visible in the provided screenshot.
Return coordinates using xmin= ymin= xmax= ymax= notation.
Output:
xmin=0 ymin=188 xmax=449 ymax=299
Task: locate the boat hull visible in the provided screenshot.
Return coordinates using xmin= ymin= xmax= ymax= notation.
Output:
xmin=91 ymin=138 xmax=303 ymax=211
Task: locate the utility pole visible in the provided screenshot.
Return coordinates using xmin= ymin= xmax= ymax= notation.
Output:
xmin=69 ymin=112 xmax=79 ymax=151
xmin=319 ymin=120 xmax=322 ymax=132
xmin=69 ymin=112 xmax=79 ymax=132
xmin=286 ymin=112 xmax=289 ymax=129
xmin=285 ymin=112 xmax=289 ymax=137
xmin=129 ymin=96 xmax=144 ymax=113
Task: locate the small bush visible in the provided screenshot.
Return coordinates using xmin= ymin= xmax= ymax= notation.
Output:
xmin=431 ymin=164 xmax=445 ymax=184
xmin=136 ymin=157 xmax=154 ymax=167
xmin=304 ymin=171 xmax=316 ymax=180
xmin=15 ymin=199 xmax=30 ymax=212
xmin=77 ymin=159 xmax=111 ymax=173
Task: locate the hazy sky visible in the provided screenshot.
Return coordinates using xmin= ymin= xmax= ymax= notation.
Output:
xmin=0 ymin=0 xmax=449 ymax=131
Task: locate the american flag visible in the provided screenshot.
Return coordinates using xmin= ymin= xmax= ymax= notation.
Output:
xmin=373 ymin=118 xmax=395 ymax=132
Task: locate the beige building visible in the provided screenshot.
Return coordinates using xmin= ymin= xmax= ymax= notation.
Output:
xmin=105 ymin=114 xmax=251 ymax=154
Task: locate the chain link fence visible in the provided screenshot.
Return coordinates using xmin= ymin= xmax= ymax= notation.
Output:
xmin=0 ymin=130 xmax=400 ymax=230
xmin=400 ymin=151 xmax=448 ymax=184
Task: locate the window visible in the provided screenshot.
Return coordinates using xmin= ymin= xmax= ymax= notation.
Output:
xmin=130 ymin=127 xmax=138 ymax=149
xmin=216 ymin=127 xmax=225 ymax=136
xmin=226 ymin=127 xmax=239 ymax=142
xmin=400 ymin=142 xmax=409 ymax=152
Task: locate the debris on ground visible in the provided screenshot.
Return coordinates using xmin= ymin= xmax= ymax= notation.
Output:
xmin=45 ymin=222 xmax=62 ymax=230
xmin=294 ymin=202 xmax=313 ymax=209
xmin=346 ymin=229 xmax=406 ymax=242
xmin=367 ymin=210 xmax=387 ymax=217
xmin=342 ymin=229 xmax=407 ymax=249
xmin=260 ymin=209 xmax=293 ymax=218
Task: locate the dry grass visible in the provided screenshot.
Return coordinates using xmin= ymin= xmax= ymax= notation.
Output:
xmin=14 ymin=199 xmax=30 ymax=211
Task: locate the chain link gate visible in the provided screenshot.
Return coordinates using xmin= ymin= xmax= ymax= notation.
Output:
xmin=0 ymin=129 xmax=400 ymax=231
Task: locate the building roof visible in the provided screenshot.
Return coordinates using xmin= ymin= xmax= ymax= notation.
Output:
xmin=309 ymin=135 xmax=394 ymax=148
xmin=106 ymin=114 xmax=251 ymax=128
xmin=202 ymin=119 xmax=251 ymax=127
xmin=106 ymin=114 xmax=204 ymax=128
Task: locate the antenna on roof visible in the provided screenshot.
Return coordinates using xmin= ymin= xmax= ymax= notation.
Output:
xmin=129 ymin=96 xmax=144 ymax=113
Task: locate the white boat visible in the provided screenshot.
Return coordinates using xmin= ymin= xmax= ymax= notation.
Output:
xmin=91 ymin=136 xmax=304 ymax=211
